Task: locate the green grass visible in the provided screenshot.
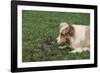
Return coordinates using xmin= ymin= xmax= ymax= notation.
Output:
xmin=22 ymin=10 xmax=90 ymax=62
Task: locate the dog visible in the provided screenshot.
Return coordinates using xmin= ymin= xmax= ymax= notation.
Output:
xmin=56 ymin=22 xmax=90 ymax=53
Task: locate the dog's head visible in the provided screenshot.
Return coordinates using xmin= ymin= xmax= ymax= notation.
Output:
xmin=56 ymin=22 xmax=75 ymax=45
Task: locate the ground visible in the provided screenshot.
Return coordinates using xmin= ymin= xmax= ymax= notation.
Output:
xmin=22 ymin=10 xmax=90 ymax=62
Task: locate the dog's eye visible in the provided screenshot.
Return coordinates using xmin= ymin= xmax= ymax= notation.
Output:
xmin=65 ymin=33 xmax=69 ymax=35
xmin=61 ymin=33 xmax=65 ymax=36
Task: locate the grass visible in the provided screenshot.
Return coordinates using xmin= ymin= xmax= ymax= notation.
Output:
xmin=22 ymin=10 xmax=90 ymax=62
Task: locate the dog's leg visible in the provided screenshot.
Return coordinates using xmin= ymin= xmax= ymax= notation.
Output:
xmin=70 ymin=47 xmax=89 ymax=53
xmin=82 ymin=48 xmax=90 ymax=51
xmin=70 ymin=48 xmax=83 ymax=53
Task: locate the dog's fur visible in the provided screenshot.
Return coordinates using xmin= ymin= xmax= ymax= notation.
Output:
xmin=56 ymin=22 xmax=90 ymax=53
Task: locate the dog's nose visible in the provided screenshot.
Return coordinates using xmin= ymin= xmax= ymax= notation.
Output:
xmin=54 ymin=39 xmax=57 ymax=43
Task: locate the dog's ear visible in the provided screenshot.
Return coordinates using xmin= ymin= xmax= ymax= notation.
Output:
xmin=65 ymin=25 xmax=75 ymax=36
xmin=59 ymin=22 xmax=69 ymax=28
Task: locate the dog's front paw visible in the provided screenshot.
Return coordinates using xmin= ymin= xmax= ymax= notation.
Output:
xmin=70 ymin=48 xmax=83 ymax=53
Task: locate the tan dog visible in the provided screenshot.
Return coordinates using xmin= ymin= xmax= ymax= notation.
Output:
xmin=56 ymin=22 xmax=90 ymax=53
